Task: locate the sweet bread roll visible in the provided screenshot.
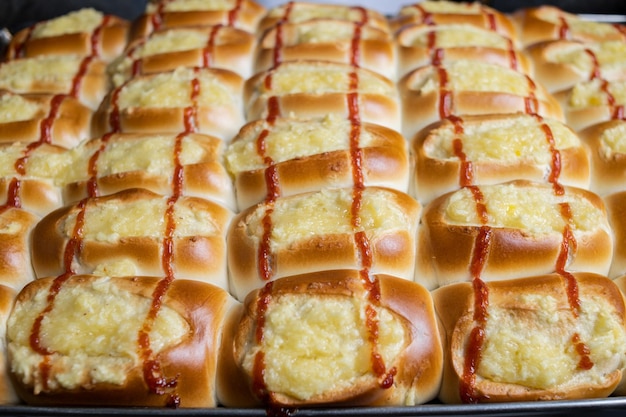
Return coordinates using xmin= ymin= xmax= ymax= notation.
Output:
xmin=0 ymin=285 xmax=18 ymax=404
xmin=257 ymin=2 xmax=390 ymax=34
xmin=32 ymin=188 xmax=234 ymax=290
xmin=131 ymin=0 xmax=266 ymax=40
xmin=245 ymin=60 xmax=400 ymax=131
xmin=92 ymin=67 xmax=244 ymax=140
xmin=61 ymin=132 xmax=235 ymax=210
xmin=396 ymin=23 xmax=531 ymax=79
xmin=7 ymin=275 xmax=238 ymax=407
xmin=110 ymin=25 xmax=256 ymax=86
xmin=6 ymin=8 xmax=130 ymax=62
xmin=0 ymin=207 xmax=38 ymax=290
xmin=255 ymin=19 xmax=396 ymax=80
xmin=411 ymin=113 xmax=590 ymax=205
xmin=605 ymin=190 xmax=626 ymax=279
xmin=555 ymin=78 xmax=626 ymax=132
xmin=0 ymin=90 xmax=92 ymax=149
xmin=399 ymin=60 xmax=564 ymax=140
xmin=0 ymin=55 xmax=109 ymax=111
xmin=513 ymin=5 xmax=626 ymax=47
xmin=416 ymin=180 xmax=613 ymax=290
xmin=227 ymin=187 xmax=421 ymax=302
xmin=225 ymin=115 xmax=409 ymax=211
xmin=0 ymin=142 xmax=66 ymax=217
xmin=217 ymin=270 xmax=443 ymax=407
xmin=391 ymin=1 xmax=517 ymax=41
xmin=433 ymin=273 xmax=626 ymax=403
xmin=527 ymin=40 xmax=626 ymax=94
xmin=578 ymin=120 xmax=626 ymax=197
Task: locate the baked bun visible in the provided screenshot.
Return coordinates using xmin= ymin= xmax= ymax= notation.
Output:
xmin=411 ymin=113 xmax=590 ymax=205
xmin=578 ymin=120 xmax=626 ymax=196
xmin=555 ymin=78 xmax=626 ymax=132
xmin=513 ymin=5 xmax=626 ymax=47
xmin=0 ymin=285 xmax=18 ymax=404
xmin=0 ymin=142 xmax=67 ymax=217
xmin=399 ymin=60 xmax=563 ymax=140
xmin=416 ymin=180 xmax=613 ymax=290
xmin=110 ymin=25 xmax=256 ymax=86
xmin=0 ymin=55 xmax=109 ymax=110
xmin=526 ymin=40 xmax=626 ymax=94
xmin=257 ymin=2 xmax=390 ymax=34
xmin=61 ymin=132 xmax=235 ymax=210
xmin=0 ymin=90 xmax=92 ymax=149
xmin=7 ymin=275 xmax=238 ymax=407
xmin=0 ymin=207 xmax=38 ymax=290
xmin=92 ymin=67 xmax=244 ymax=140
xmin=433 ymin=273 xmax=626 ymax=403
xmin=32 ymin=188 xmax=233 ymax=289
xmin=6 ymin=8 xmax=130 ymax=62
xmin=225 ymin=115 xmax=409 ymax=211
xmin=391 ymin=1 xmax=517 ymax=41
xmin=131 ymin=0 xmax=266 ymax=40
xmin=255 ymin=19 xmax=396 ymax=80
xmin=227 ymin=187 xmax=421 ymax=301
xmin=217 ymin=270 xmax=443 ymax=407
xmin=604 ymin=190 xmax=626 ymax=279
xmin=244 ymin=60 xmax=400 ymax=131
xmin=396 ymin=23 xmax=531 ymax=79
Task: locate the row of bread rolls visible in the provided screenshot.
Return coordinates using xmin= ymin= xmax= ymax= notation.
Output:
xmin=0 ymin=0 xmax=625 ymax=411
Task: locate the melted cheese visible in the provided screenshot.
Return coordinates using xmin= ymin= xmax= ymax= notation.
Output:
xmin=444 ymin=183 xmax=604 ymax=234
xmin=149 ymin=0 xmax=234 ymax=12
xmin=548 ymin=41 xmax=626 ymax=74
xmin=0 ymin=143 xmax=70 ymax=179
xmin=0 ymin=56 xmax=83 ymax=92
xmin=134 ymin=30 xmax=209 ymax=57
xmin=405 ymin=25 xmax=510 ymax=49
xmin=7 ymin=276 xmax=189 ymax=391
xmin=31 ymin=8 xmax=103 ymax=38
xmin=600 ymin=122 xmax=626 ymax=157
xmin=267 ymin=4 xmax=368 ymax=23
xmin=242 ymin=294 xmax=406 ymax=400
xmin=0 ymin=94 xmax=42 ymax=123
xmin=568 ymin=79 xmax=626 ymax=109
xmin=294 ymin=22 xmax=361 ymax=43
xmin=401 ymin=1 xmax=487 ymax=15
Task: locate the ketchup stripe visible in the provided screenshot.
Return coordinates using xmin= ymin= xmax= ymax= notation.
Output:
xmin=202 ymin=25 xmax=222 ymax=68
xmin=227 ymin=0 xmax=244 ymax=27
xmin=90 ymin=15 xmax=111 ymax=57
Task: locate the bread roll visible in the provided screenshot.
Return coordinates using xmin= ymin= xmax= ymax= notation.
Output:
xmin=433 ymin=273 xmax=626 ymax=403
xmin=513 ymin=5 xmax=626 ymax=47
xmin=110 ymin=25 xmax=256 ymax=86
xmin=0 ymin=55 xmax=109 ymax=110
xmin=217 ymin=270 xmax=443 ymax=407
xmin=227 ymin=187 xmax=421 ymax=301
xmin=255 ymin=19 xmax=396 ymax=80
xmin=61 ymin=132 xmax=236 ymax=210
xmin=556 ymin=78 xmax=626 ymax=132
xmin=0 ymin=91 xmax=92 ymax=149
xmin=257 ymin=1 xmax=390 ymax=34
xmin=6 ymin=8 xmax=130 ymax=62
xmin=612 ymin=275 xmax=626 ymax=396
xmin=396 ymin=23 xmax=531 ymax=79
xmin=7 ymin=275 xmax=238 ymax=407
xmin=0 ymin=142 xmax=67 ymax=217
xmin=131 ymin=0 xmax=266 ymax=40
xmin=32 ymin=188 xmax=233 ymax=290
xmin=391 ymin=1 xmax=517 ymax=41
xmin=92 ymin=67 xmax=244 ymax=140
xmin=0 ymin=207 xmax=38 ymax=290
xmin=244 ymin=60 xmax=400 ymax=131
xmin=225 ymin=115 xmax=409 ymax=211
xmin=416 ymin=180 xmax=613 ymax=290
xmin=526 ymin=40 xmax=626 ymax=94
xmin=411 ymin=113 xmax=590 ymax=205
xmin=578 ymin=120 xmax=626 ymax=197
xmin=604 ymin=190 xmax=626 ymax=279
xmin=399 ymin=60 xmax=564 ymax=140
xmin=0 ymin=285 xmax=18 ymax=404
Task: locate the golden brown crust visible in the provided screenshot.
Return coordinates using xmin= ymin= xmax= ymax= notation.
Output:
xmin=255 ymin=19 xmax=396 ymax=80
xmin=130 ymin=0 xmax=266 ymax=40
xmin=0 ymin=208 xmax=37 ymax=290
xmin=62 ymin=132 xmax=236 ymax=210
xmin=227 ymin=187 xmax=421 ymax=301
xmin=410 ymin=114 xmax=591 ymax=205
xmin=604 ymin=191 xmax=626 ymax=279
xmin=416 ymin=180 xmax=613 ymax=289
xmin=433 ymin=273 xmax=626 ymax=403
xmin=0 ymin=179 xmax=63 ymax=220
xmin=31 ymin=188 xmax=233 ymax=289
xmin=0 ymin=285 xmax=18 ymax=404
xmin=226 ymin=117 xmax=409 ymax=211
xmin=217 ymin=270 xmax=443 ymax=407
xmin=8 ymin=275 xmax=237 ymax=407
xmin=6 ymin=14 xmax=130 ymax=62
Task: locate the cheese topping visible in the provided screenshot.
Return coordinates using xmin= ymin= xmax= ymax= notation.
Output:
xmin=267 ymin=4 xmax=371 ymax=24
xmin=31 ymin=8 xmax=104 ymax=38
xmin=132 ymin=29 xmax=211 ymax=58
xmin=403 ymin=25 xmax=511 ymax=49
xmin=242 ymin=294 xmax=406 ymax=400
xmin=0 ymin=143 xmax=70 ymax=179
xmin=7 ymin=276 xmax=189 ymax=391
xmin=0 ymin=56 xmax=84 ymax=92
xmin=401 ymin=1 xmax=488 ymax=15
xmin=599 ymin=122 xmax=626 ymax=157
xmin=148 ymin=0 xmax=234 ymax=12
xmin=444 ymin=183 xmax=605 ymax=234
xmin=568 ymin=78 xmax=626 ymax=109
xmin=548 ymin=41 xmax=626 ymax=75
xmin=0 ymin=93 xmax=42 ymax=123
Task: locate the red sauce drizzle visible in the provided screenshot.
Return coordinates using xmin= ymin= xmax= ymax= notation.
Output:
xmin=183 ymin=73 xmax=201 ymax=133
xmin=584 ymin=48 xmax=602 ymax=81
xmin=202 ymin=25 xmax=222 ymax=68
xmin=90 ymin=15 xmax=110 ymax=57
xmin=437 ymin=66 xmax=453 ymax=119
xmin=352 ymin=6 xmax=369 ymax=26
xmin=506 ymin=38 xmax=518 ymax=71
xmin=599 ymin=79 xmax=625 ymax=121
xmin=108 ymin=86 xmax=123 ymax=133
xmin=524 ymin=75 xmax=538 ymax=115
xmin=12 ymin=25 xmax=36 ymax=58
xmin=251 ymin=282 xmax=274 ymax=403
xmin=150 ymin=0 xmax=170 ymax=31
xmin=412 ymin=4 xmax=433 ymax=25
xmin=558 ymin=16 xmax=571 ymax=40
xmin=482 ymin=10 xmax=497 ymax=32
xmin=70 ymin=56 xmax=94 ymax=98
xmin=0 ymin=178 xmax=22 ymax=214
xmin=270 ymin=1 xmax=294 ymax=67
xmin=85 ymin=132 xmax=115 ymax=198
xmin=39 ymin=94 xmax=66 ymax=144
xmin=449 ymin=116 xmax=473 ymax=187
xmin=227 ymin=0 xmax=244 ymax=27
